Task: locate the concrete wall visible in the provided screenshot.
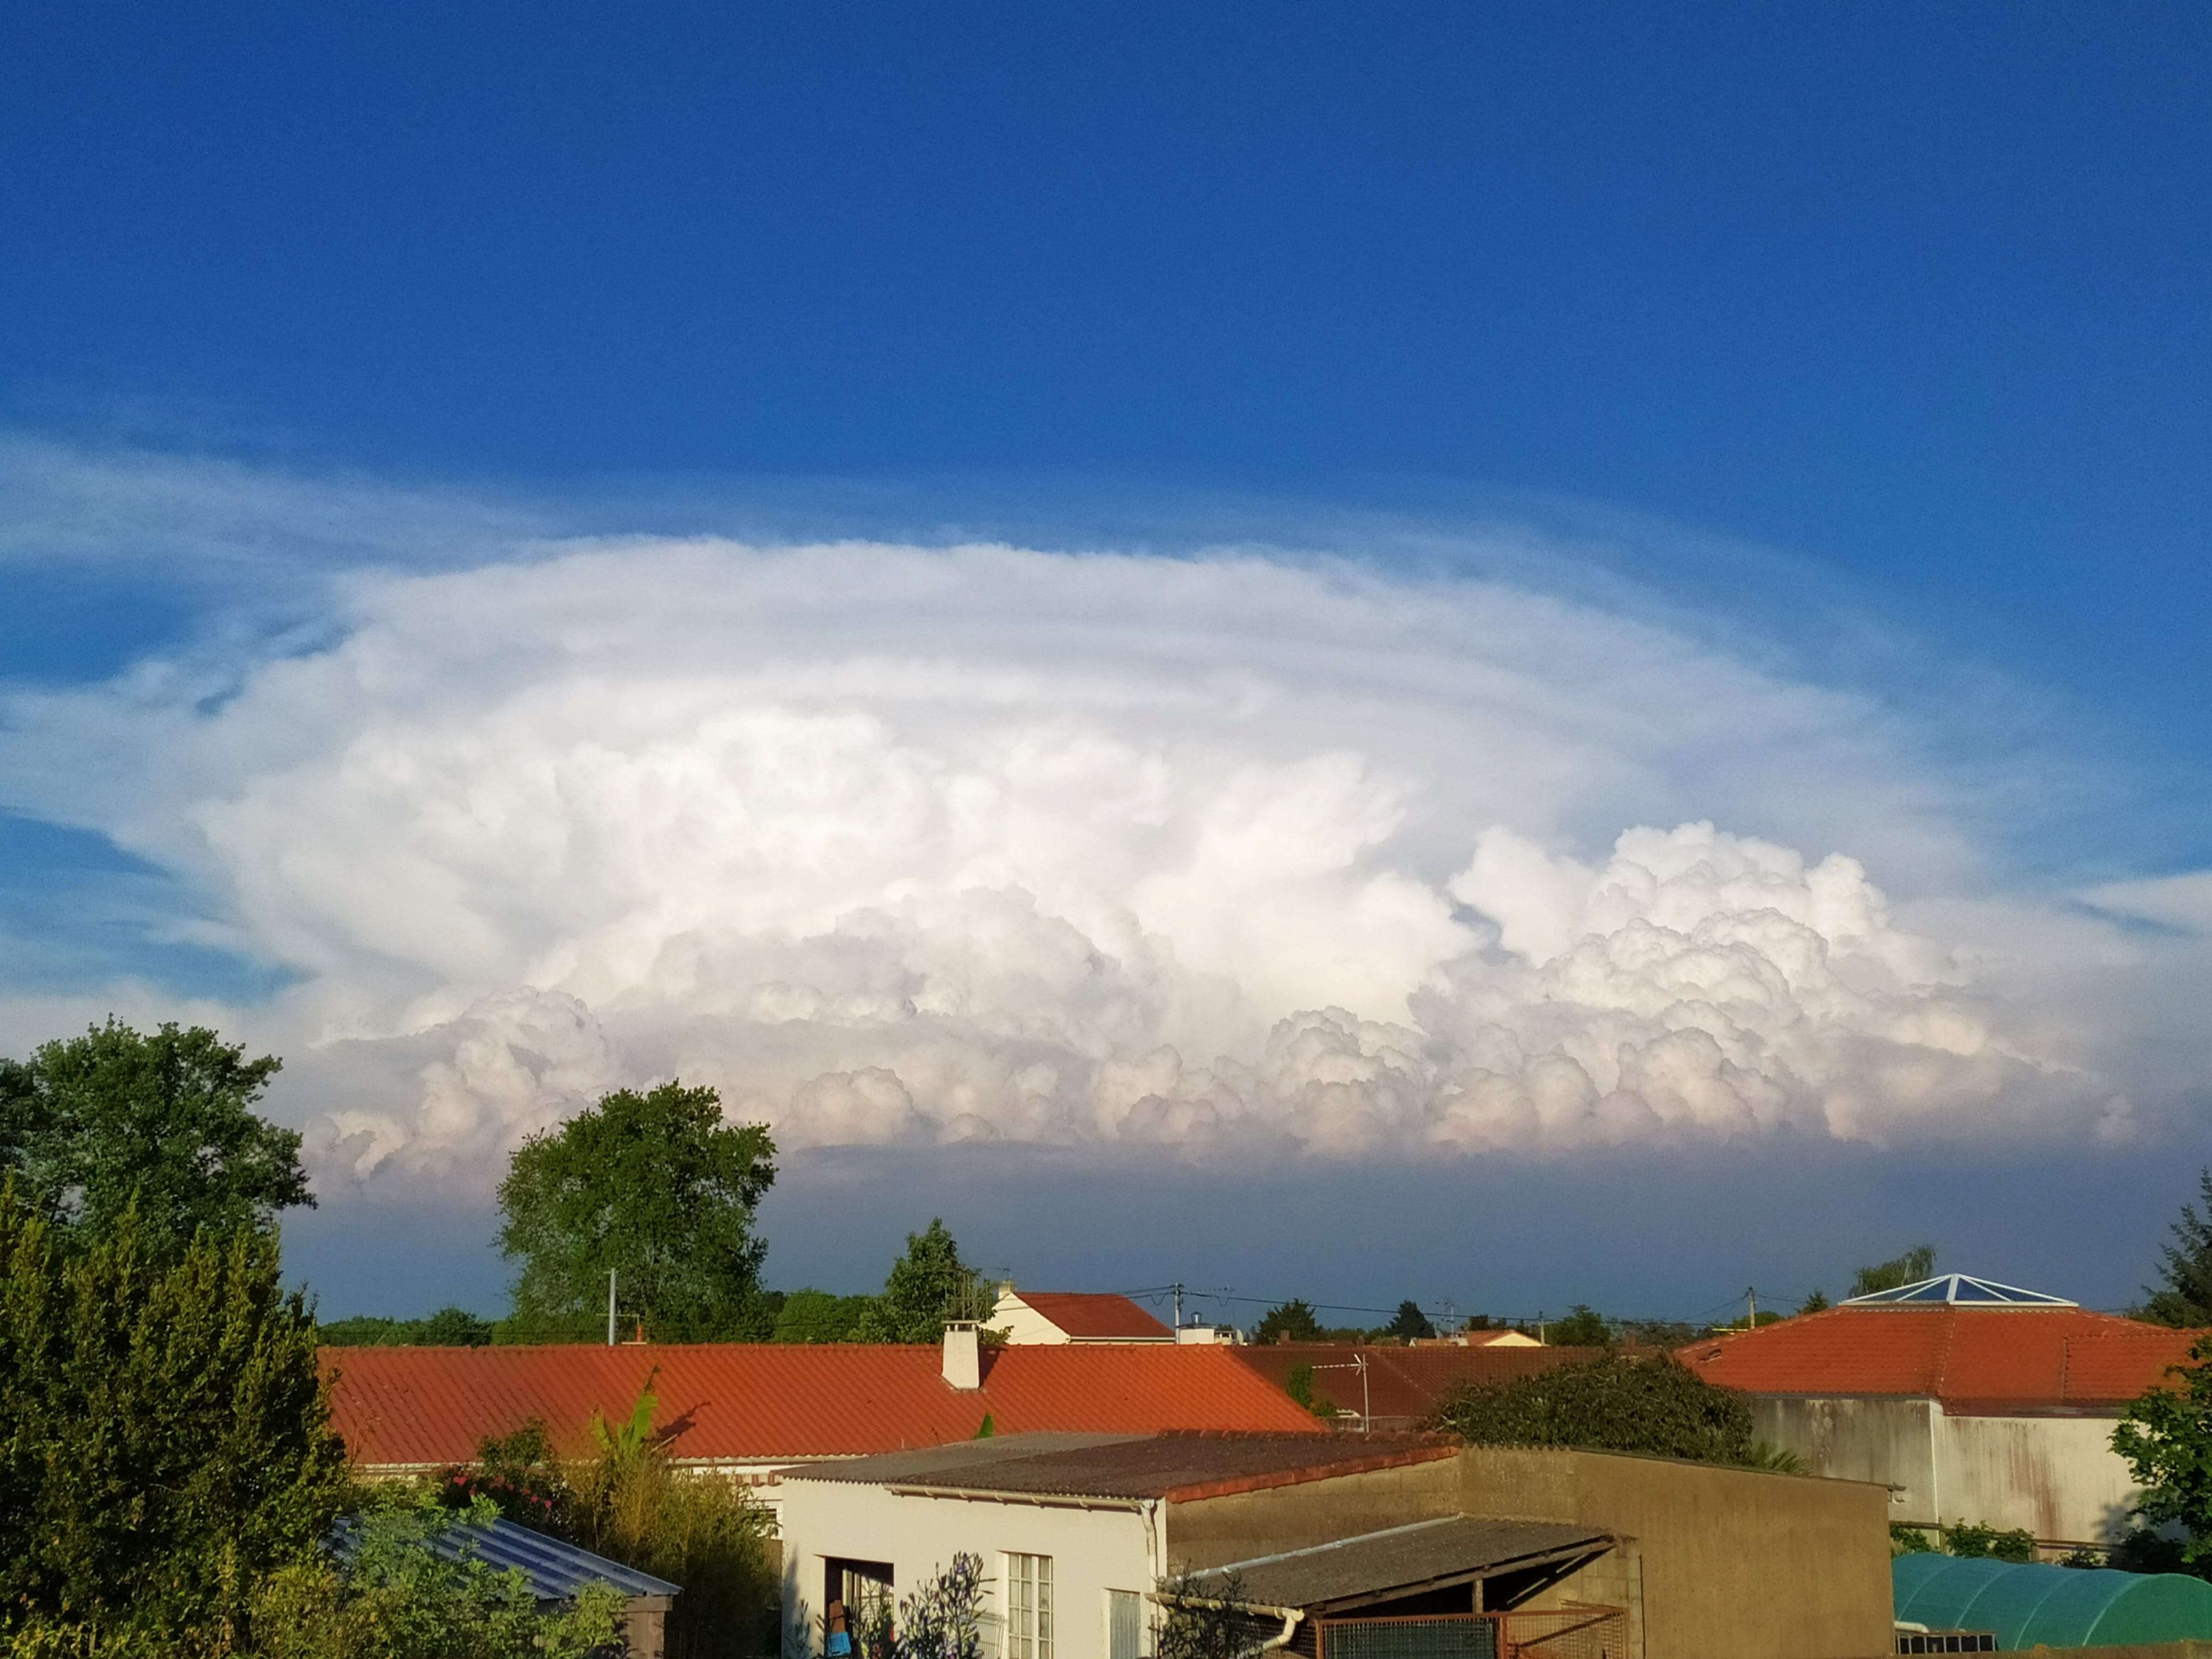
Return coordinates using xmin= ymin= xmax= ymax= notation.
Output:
xmin=775 ymin=1479 xmax=1160 ymax=1659
xmin=1449 ymin=1446 xmax=1893 ymax=1659
xmin=1756 ymin=1394 xmax=2145 ymax=1546
xmin=1168 ymin=1446 xmax=1890 ymax=1659
xmin=1757 ymin=1395 xmax=1936 ymax=1524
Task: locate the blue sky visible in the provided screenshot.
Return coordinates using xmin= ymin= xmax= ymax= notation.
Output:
xmin=1 ymin=6 xmax=2208 ymax=1318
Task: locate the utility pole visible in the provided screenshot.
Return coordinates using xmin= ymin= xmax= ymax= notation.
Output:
xmin=1172 ymin=1282 xmax=1185 ymax=1331
xmin=607 ymin=1269 xmax=618 ymax=1347
xmin=1746 ymin=1285 xmax=1757 ymax=1331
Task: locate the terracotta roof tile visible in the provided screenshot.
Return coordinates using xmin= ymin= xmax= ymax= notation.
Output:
xmin=1014 ymin=1292 xmax=1175 ymax=1340
xmin=323 ymin=1342 xmax=1318 ymax=1469
xmin=1676 ymin=1307 xmax=2204 ymax=1413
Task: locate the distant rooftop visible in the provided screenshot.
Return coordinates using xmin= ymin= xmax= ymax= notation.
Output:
xmin=1001 ymin=1290 xmax=1175 ymax=1340
xmin=1841 ymin=1274 xmax=2078 ymax=1308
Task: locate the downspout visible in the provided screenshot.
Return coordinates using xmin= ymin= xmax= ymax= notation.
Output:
xmin=1239 ymin=1608 xmax=1302 ymax=1659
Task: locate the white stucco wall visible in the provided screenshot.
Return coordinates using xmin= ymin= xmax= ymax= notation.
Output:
xmin=993 ymin=1296 xmax=1077 ymax=1345
xmin=1755 ymin=1395 xmax=2145 ymax=1547
xmin=778 ymin=1480 xmax=1162 ymax=1659
xmin=1935 ymin=1412 xmax=2143 ymax=1547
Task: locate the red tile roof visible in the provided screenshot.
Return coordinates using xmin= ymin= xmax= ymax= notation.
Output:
xmin=1229 ymin=1344 xmax=1604 ymax=1424
xmin=323 ymin=1342 xmax=1319 ymax=1469
xmin=1676 ymin=1306 xmax=2205 ymax=1414
xmin=1015 ymin=1292 xmax=1174 ymax=1340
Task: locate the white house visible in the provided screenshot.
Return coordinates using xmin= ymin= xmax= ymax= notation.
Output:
xmin=989 ymin=1291 xmax=1176 ymax=1345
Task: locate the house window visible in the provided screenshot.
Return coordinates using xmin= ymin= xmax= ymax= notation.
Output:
xmin=1107 ymin=1590 xmax=1142 ymax=1659
xmin=1006 ymin=1553 xmax=1053 ymax=1659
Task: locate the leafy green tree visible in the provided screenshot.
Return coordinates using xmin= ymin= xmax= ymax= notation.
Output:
xmin=0 ymin=1020 xmax=311 ymax=1256
xmin=774 ymin=1288 xmax=877 ymax=1343
xmin=1800 ymin=1290 xmax=1831 ymax=1314
xmin=497 ymin=1081 xmax=776 ymax=1342
xmin=1254 ymin=1298 xmax=1322 ymax=1345
xmin=1851 ymin=1245 xmax=1937 ymax=1299
xmin=2112 ymin=1333 xmax=2212 ymax=1566
xmin=2140 ymin=1168 xmax=2212 ymax=1327
xmin=416 ymin=1306 xmax=495 ymax=1347
xmin=0 ymin=1180 xmax=348 ymax=1641
xmin=1385 ymin=1300 xmax=1434 ymax=1343
xmin=852 ymin=1219 xmax=980 ymax=1342
xmin=1548 ymin=1304 xmax=1611 ymax=1347
xmin=1430 ymin=1354 xmax=1770 ymax=1467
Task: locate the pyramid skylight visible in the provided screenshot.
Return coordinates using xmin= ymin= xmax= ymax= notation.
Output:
xmin=1841 ymin=1274 xmax=2076 ymax=1308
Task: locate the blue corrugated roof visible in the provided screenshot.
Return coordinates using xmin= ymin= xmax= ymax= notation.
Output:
xmin=336 ymin=1512 xmax=681 ymax=1602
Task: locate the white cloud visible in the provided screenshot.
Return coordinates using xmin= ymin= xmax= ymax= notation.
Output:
xmin=2080 ymin=872 xmax=2212 ymax=936
xmin=0 ymin=521 xmax=2169 ymax=1191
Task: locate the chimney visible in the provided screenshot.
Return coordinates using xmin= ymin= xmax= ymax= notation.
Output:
xmin=943 ymin=1322 xmax=982 ymax=1391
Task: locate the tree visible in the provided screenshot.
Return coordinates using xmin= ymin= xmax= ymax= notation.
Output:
xmin=1851 ymin=1245 xmax=1937 ymax=1299
xmin=1430 ymin=1354 xmax=1770 ymax=1467
xmin=852 ymin=1219 xmax=981 ymax=1343
xmin=774 ymin=1288 xmax=877 ymax=1343
xmin=0 ymin=1180 xmax=348 ymax=1641
xmin=497 ymin=1081 xmax=776 ymax=1342
xmin=2141 ymin=1168 xmax=2212 ymax=1327
xmin=1254 ymin=1298 xmax=1322 ymax=1345
xmin=0 ymin=1020 xmax=311 ymax=1256
xmin=1385 ymin=1300 xmax=1434 ymax=1343
xmin=1548 ymin=1304 xmax=1611 ymax=1347
xmin=2112 ymin=1334 xmax=2212 ymax=1566
xmin=1800 ymin=1290 xmax=1831 ymax=1314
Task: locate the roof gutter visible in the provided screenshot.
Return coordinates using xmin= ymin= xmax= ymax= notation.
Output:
xmin=1149 ymin=1589 xmax=1305 ymax=1657
xmin=880 ymin=1483 xmax=1147 ymax=1512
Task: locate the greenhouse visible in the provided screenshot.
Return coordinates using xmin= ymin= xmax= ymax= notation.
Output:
xmin=1894 ymin=1553 xmax=2212 ymax=1650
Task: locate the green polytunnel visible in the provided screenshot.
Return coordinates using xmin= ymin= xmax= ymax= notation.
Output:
xmin=1893 ymin=1553 xmax=2212 ymax=1650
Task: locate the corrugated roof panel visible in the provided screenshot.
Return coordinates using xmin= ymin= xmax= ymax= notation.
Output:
xmin=333 ymin=1514 xmax=680 ymax=1602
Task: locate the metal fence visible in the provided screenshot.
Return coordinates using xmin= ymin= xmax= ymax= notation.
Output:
xmin=1318 ymin=1607 xmax=1627 ymax=1659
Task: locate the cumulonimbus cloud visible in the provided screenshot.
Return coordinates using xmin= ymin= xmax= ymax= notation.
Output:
xmin=0 ymin=530 xmax=2151 ymax=1187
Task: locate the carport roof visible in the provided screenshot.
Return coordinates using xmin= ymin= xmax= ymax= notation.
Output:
xmin=1182 ymin=1516 xmax=1614 ymax=1614
xmin=779 ymin=1430 xmax=1459 ymax=1501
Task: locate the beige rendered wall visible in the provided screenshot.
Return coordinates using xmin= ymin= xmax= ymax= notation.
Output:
xmin=1936 ymin=1409 xmax=2141 ymax=1547
xmin=1454 ymin=1446 xmax=1893 ymax=1659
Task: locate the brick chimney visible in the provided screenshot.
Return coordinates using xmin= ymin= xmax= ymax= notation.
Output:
xmin=942 ymin=1322 xmax=982 ymax=1390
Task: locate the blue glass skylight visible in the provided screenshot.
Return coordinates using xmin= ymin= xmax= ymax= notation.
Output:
xmin=1843 ymin=1274 xmax=2076 ymax=1308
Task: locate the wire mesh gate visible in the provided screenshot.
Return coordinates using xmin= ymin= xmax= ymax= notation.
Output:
xmin=1318 ymin=1608 xmax=1627 ymax=1659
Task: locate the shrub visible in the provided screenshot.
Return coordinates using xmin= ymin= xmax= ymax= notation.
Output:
xmin=1944 ymin=1520 xmax=2037 ymax=1562
xmin=253 ymin=1490 xmax=624 ymax=1659
xmin=564 ymin=1380 xmax=778 ymax=1659
xmin=1430 ymin=1354 xmax=1773 ymax=1467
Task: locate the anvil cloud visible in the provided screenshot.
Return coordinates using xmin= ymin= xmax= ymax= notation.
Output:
xmin=4 ymin=517 xmax=2167 ymax=1196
